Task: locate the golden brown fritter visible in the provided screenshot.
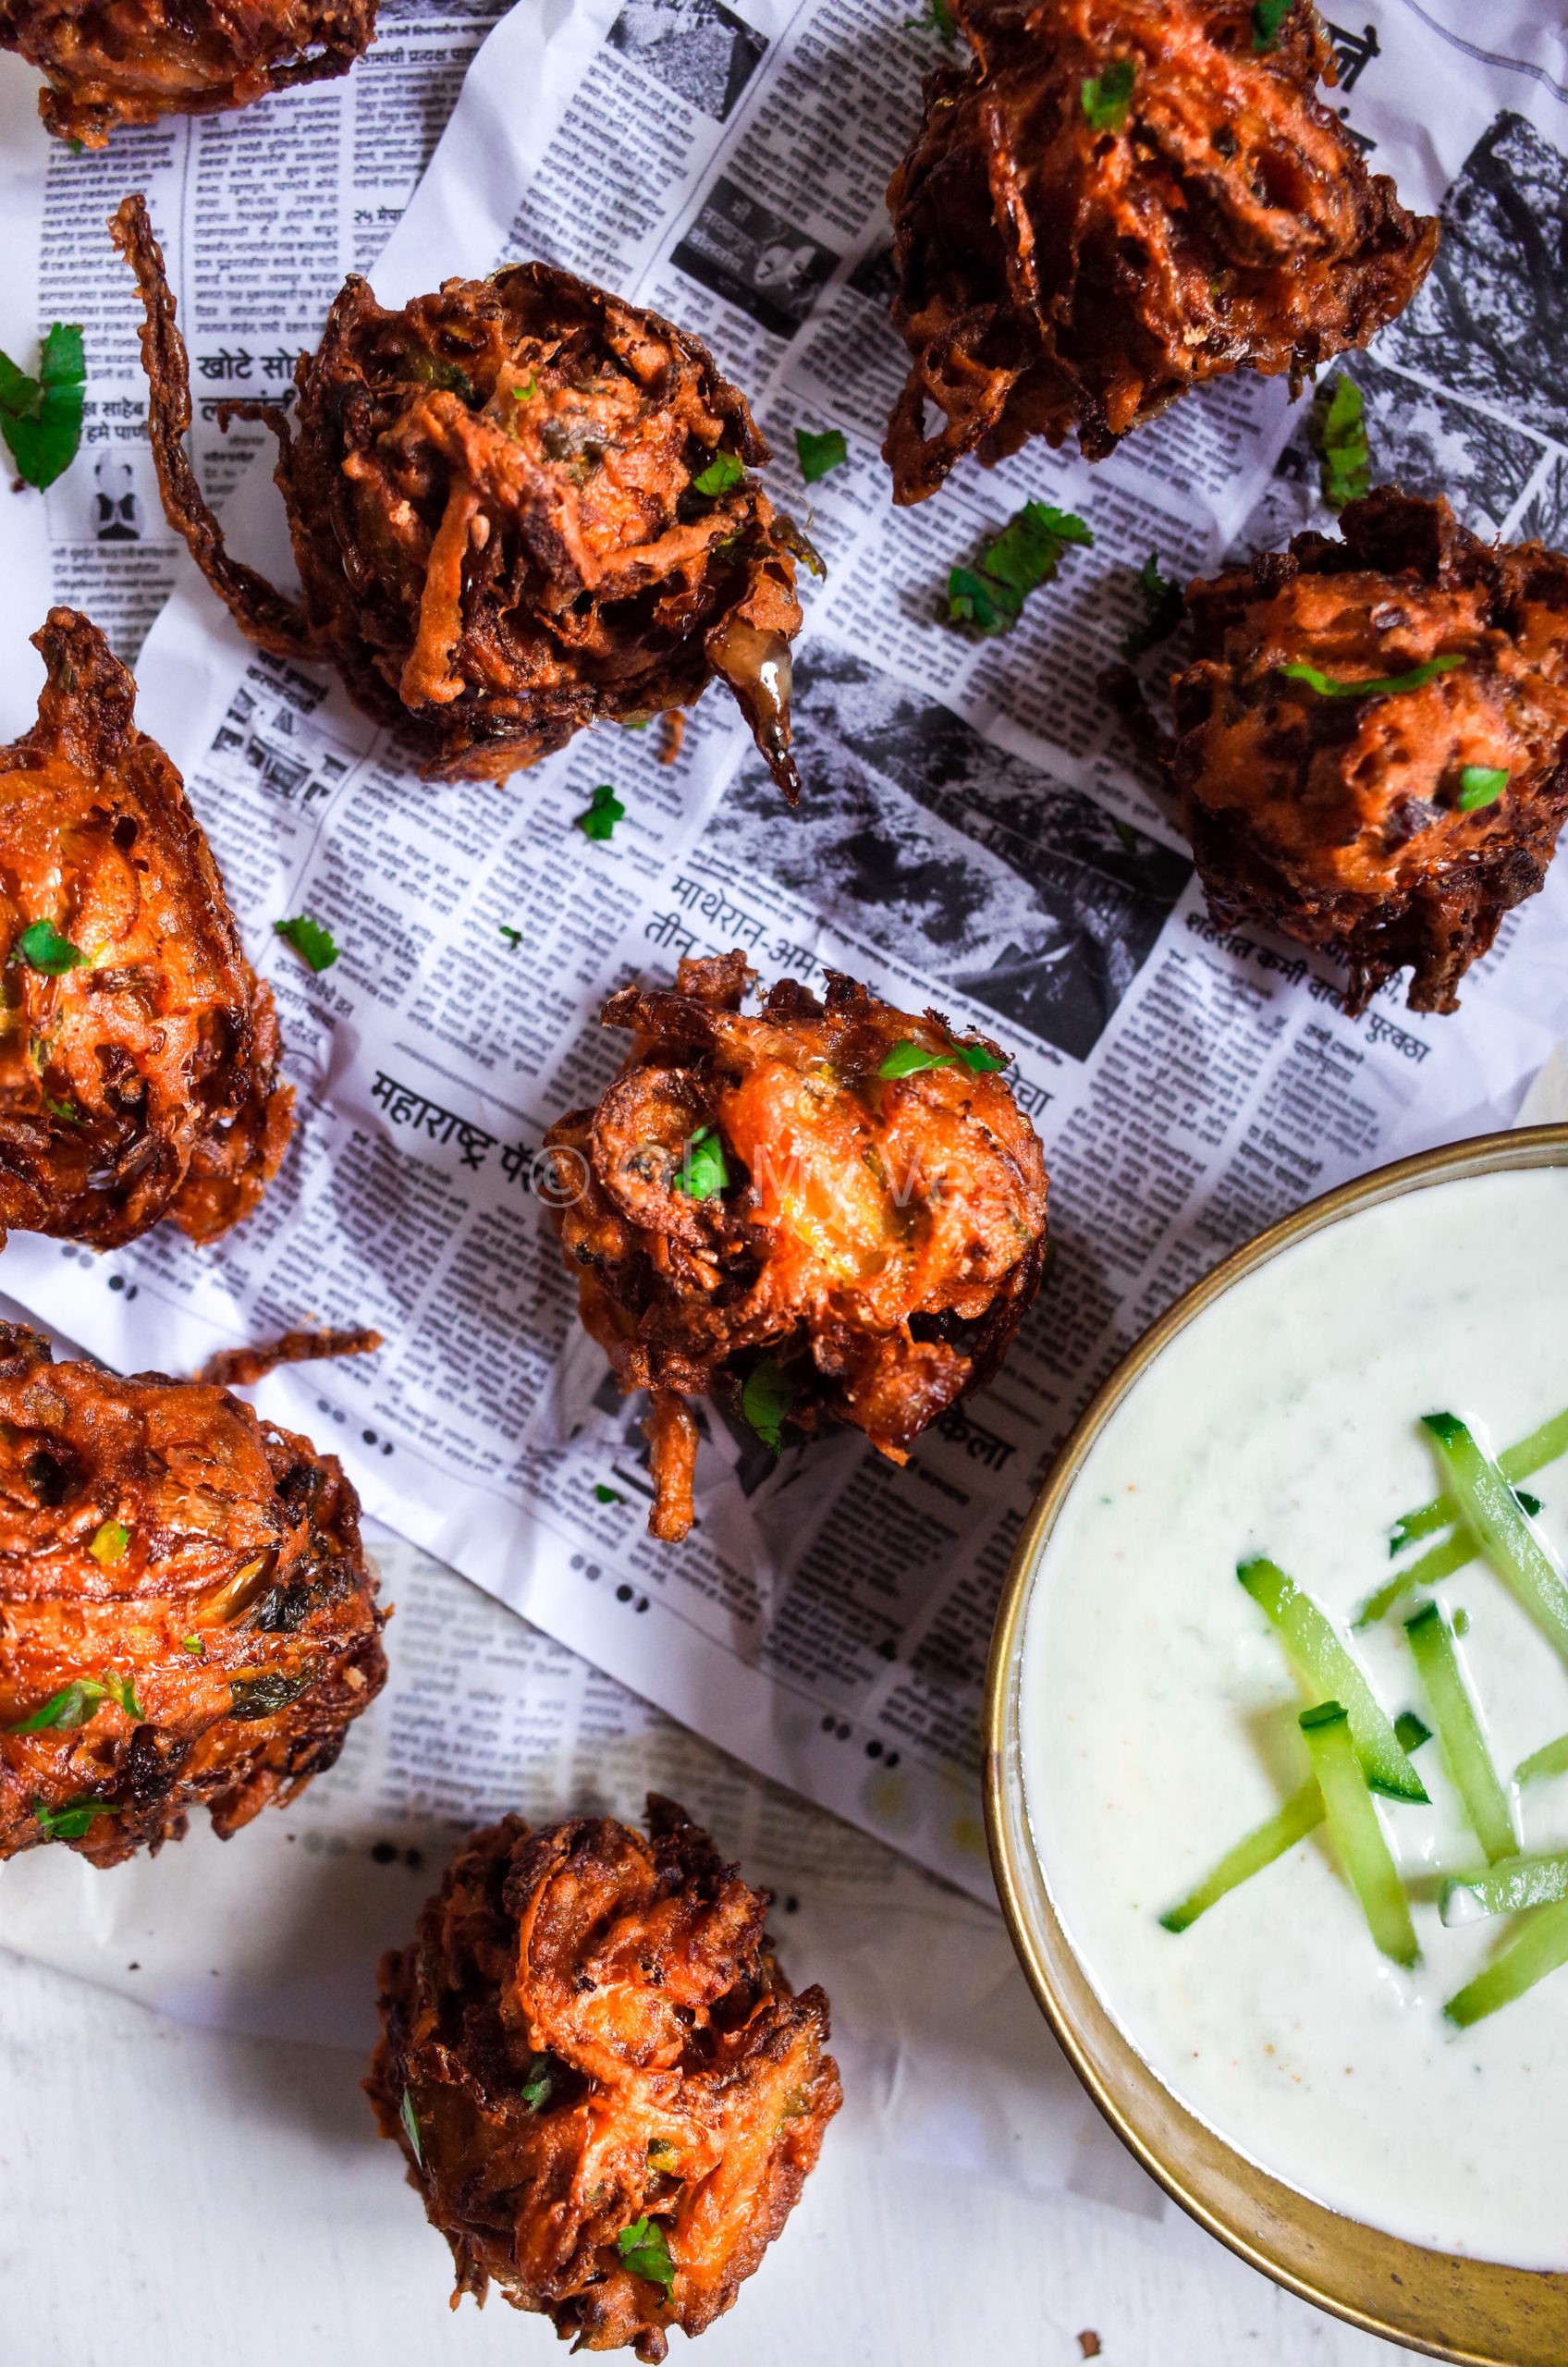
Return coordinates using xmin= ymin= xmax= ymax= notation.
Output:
xmin=1170 ymin=489 xmax=1568 ymax=1014
xmin=0 ymin=0 xmax=375 ymax=144
xmin=0 ymin=1323 xmax=386 ymax=1865
xmin=883 ymin=0 xmax=1439 ymax=502
xmin=366 ymin=1798 xmax=841 ymax=2362
xmin=544 ymin=951 xmax=1049 ymax=1542
xmin=0 ymin=608 xmax=294 ymax=1250
xmin=112 ymin=194 xmax=807 ymax=799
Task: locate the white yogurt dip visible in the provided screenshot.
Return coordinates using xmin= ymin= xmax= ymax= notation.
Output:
xmin=1021 ymin=1165 xmax=1568 ymax=2267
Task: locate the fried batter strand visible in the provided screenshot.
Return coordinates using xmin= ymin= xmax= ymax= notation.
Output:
xmin=112 ymin=194 xmax=806 ymax=797
xmin=1170 ymin=489 xmax=1568 ymax=1015
xmin=0 ymin=1324 xmax=386 ymax=1864
xmin=544 ymin=951 xmax=1049 ymax=1542
xmin=197 ymin=1324 xmax=383 ymax=1388
xmin=884 ymin=0 xmax=1439 ymax=502
xmin=0 ymin=608 xmax=294 ymax=1250
xmin=0 ymin=0 xmax=376 ymax=145
xmin=367 ymin=1797 xmax=840 ymax=2361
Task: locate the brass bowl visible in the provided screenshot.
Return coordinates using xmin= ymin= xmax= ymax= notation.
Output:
xmin=985 ymin=1124 xmax=1568 ymax=2366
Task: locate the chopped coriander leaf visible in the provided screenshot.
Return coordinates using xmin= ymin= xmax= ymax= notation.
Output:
xmin=274 ymin=914 xmax=339 ymax=973
xmin=1081 ymin=57 xmax=1134 ymax=133
xmin=1123 ymin=551 xmax=1184 ymax=659
xmin=34 ymin=1795 xmax=121 ymax=1840
xmin=617 ymin=2215 xmax=675 ymax=2296
xmin=14 ymin=917 xmax=88 ymax=975
xmin=575 ymin=783 xmax=626 ymax=842
xmin=1314 ymin=375 xmax=1370 ymax=513
xmin=44 ymin=1097 xmax=80 ymax=1122
xmin=0 ymin=323 xmax=86 ymax=491
xmin=1252 ymin=0 xmax=1291 ymax=46
xmin=182 ymin=1635 xmax=204 ymax=1656
xmin=102 ymin=1668 xmax=146 ymax=1723
xmin=1458 ymin=765 xmax=1508 ymax=811
xmin=878 ymin=1037 xmax=1008 ymax=1079
xmin=594 ymin=1483 xmax=626 ymax=1505
xmin=7 ymin=1677 xmax=106 ymax=1734
xmin=647 ymin=2135 xmax=676 ymax=2158
xmin=795 ymin=426 xmax=848 ymax=484
xmin=741 ymin=1358 xmax=795 ymax=1453
xmin=1279 ymin=653 xmax=1464 ymax=701
xmin=955 ymin=1041 xmax=1008 ymax=1072
xmin=521 ymin=2054 xmax=554 ymax=2112
xmin=497 ymin=924 xmax=522 ymax=950
xmin=675 ymin=1123 xmax=729 ymax=1200
xmin=692 ymin=449 xmax=745 ymax=497
xmin=89 ymin=1517 xmax=130 ymax=1566
xmin=399 ymin=2088 xmax=423 ymax=2165
xmin=948 ymin=501 xmax=1093 ymax=635
xmin=902 ymin=0 xmax=956 ymax=40
xmin=514 ymin=378 xmax=537 ymax=401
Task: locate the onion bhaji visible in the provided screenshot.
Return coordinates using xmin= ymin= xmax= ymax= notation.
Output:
xmin=544 ymin=951 xmax=1049 ymax=1543
xmin=0 ymin=1323 xmax=386 ymax=1865
xmin=367 ymin=1797 xmax=841 ymax=2361
xmin=0 ymin=0 xmax=376 ymax=146
xmin=112 ymin=194 xmax=807 ymax=798
xmin=1170 ymin=488 xmax=1568 ymax=1015
xmin=883 ymin=0 xmax=1439 ymax=502
xmin=0 ymin=607 xmax=294 ymax=1251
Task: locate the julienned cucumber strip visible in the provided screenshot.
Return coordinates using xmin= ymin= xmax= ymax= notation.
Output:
xmin=1443 ymin=1897 xmax=1568 ymax=2027
xmin=1391 ymin=1404 xmax=1568 ymax=1551
xmin=1353 ymin=1529 xmax=1470 ymax=1629
xmin=1422 ymin=1414 xmax=1568 ymax=1665
xmin=1440 ymin=1850 xmax=1568 ymax=1925
xmin=1516 ymin=1733 xmax=1568 ymax=1786
xmin=1299 ymin=1702 xmax=1419 ymax=1968
xmin=1158 ymin=1781 xmax=1323 ymax=1932
xmin=1238 ymin=1557 xmax=1428 ymax=1801
xmin=1403 ymin=1603 xmax=1517 ymax=1862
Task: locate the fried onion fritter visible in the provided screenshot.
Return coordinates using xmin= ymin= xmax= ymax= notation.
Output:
xmin=1170 ymin=488 xmax=1568 ymax=1016
xmin=544 ymin=951 xmax=1049 ymax=1542
xmin=366 ymin=1797 xmax=840 ymax=2361
xmin=112 ymin=194 xmax=806 ymax=798
xmin=0 ymin=608 xmax=294 ymax=1251
xmin=0 ymin=0 xmax=376 ymax=145
xmin=883 ymin=0 xmax=1439 ymax=502
xmin=0 ymin=1323 xmax=386 ymax=1865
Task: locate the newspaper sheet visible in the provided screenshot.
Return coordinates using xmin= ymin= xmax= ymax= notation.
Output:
xmin=4 ymin=0 xmax=1568 ymax=1919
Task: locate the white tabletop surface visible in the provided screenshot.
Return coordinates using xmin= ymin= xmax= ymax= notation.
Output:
xmin=0 ymin=1942 xmax=1403 ymax=2365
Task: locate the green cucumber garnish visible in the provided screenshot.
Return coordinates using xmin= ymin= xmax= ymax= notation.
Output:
xmin=1403 ymin=1602 xmax=1517 ymax=1862
xmin=1442 ymin=1898 xmax=1568 ymax=2027
xmin=1299 ymin=1701 xmax=1419 ymax=1968
xmin=1440 ymin=1851 xmax=1568 ymax=1925
xmin=1421 ymin=1414 xmax=1568 ymax=1665
xmin=1239 ymin=1557 xmax=1427 ymax=1801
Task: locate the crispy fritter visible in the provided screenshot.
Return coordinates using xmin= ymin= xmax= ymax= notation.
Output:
xmin=0 ymin=608 xmax=294 ymax=1250
xmin=366 ymin=1797 xmax=841 ymax=2362
xmin=0 ymin=1323 xmax=386 ymax=1865
xmin=1170 ymin=489 xmax=1568 ymax=1015
xmin=544 ymin=951 xmax=1049 ymax=1542
xmin=0 ymin=0 xmax=375 ymax=145
xmin=112 ymin=194 xmax=807 ymax=799
xmin=883 ymin=0 xmax=1439 ymax=502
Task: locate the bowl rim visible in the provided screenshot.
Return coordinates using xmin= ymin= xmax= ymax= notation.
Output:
xmin=984 ymin=1122 xmax=1568 ymax=2366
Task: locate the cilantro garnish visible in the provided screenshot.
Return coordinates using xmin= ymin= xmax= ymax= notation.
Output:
xmin=1279 ymin=654 xmax=1464 ymax=700
xmin=399 ymin=2088 xmax=423 ymax=2165
xmin=514 ymin=378 xmax=537 ymax=401
xmin=1393 ymin=1711 xmax=1432 ymax=1754
xmin=795 ymin=426 xmax=848 ymax=484
xmin=14 ymin=918 xmax=87 ymax=975
xmin=498 ymin=924 xmax=522 ymax=950
xmin=274 ymin=914 xmax=339 ymax=972
xmin=576 ymin=783 xmax=626 ymax=842
xmin=647 ymin=2135 xmax=676 ymax=2158
xmin=34 ymin=1795 xmax=121 ymax=1840
xmin=1123 ymin=551 xmax=1184 ymax=659
xmin=0 ymin=325 xmax=86 ymax=491
xmin=7 ymin=1677 xmax=106 ymax=1734
xmin=90 ymin=1518 xmax=130 ymax=1566
xmin=1252 ymin=0 xmax=1292 ymax=49
xmin=1458 ymin=765 xmax=1508 ymax=811
xmin=594 ymin=1483 xmax=626 ymax=1505
xmin=675 ymin=1124 xmax=729 ymax=1199
xmin=692 ymin=450 xmax=745 ymax=498
xmin=948 ymin=502 xmax=1093 ymax=635
xmin=45 ymin=1097 xmax=80 ymax=1122
xmin=1081 ymin=57 xmax=1134 ymax=133
xmin=102 ymin=1668 xmax=145 ymax=1721
xmin=1314 ymin=375 xmax=1370 ymax=513
xmin=741 ymin=1358 xmax=795 ymax=1453
xmin=877 ymin=1038 xmax=1008 ymax=1079
xmin=182 ymin=1635 xmax=204 ymax=1655
xmin=902 ymin=0 xmax=957 ymax=39
xmin=617 ymin=2215 xmax=675 ymax=2296
xmin=521 ymin=2054 xmax=554 ymax=2112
